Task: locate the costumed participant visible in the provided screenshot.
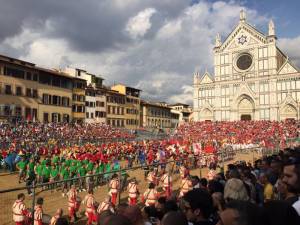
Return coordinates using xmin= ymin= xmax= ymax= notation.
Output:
xmin=34 ymin=198 xmax=44 ymax=225
xmin=147 ymin=168 xmax=158 ymax=185
xmin=66 ymin=185 xmax=79 ymax=222
xmin=160 ymin=170 xmax=172 ymax=199
xmin=109 ymin=174 xmax=120 ymax=206
xmin=12 ymin=193 xmax=31 ymax=225
xmin=82 ymin=189 xmax=97 ymax=225
xmin=142 ymin=183 xmax=158 ymax=207
xmin=179 ymin=175 xmax=192 ymax=198
xmin=127 ymin=178 xmax=139 ymax=205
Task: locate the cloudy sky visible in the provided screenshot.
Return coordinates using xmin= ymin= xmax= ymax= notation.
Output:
xmin=0 ymin=0 xmax=300 ymax=105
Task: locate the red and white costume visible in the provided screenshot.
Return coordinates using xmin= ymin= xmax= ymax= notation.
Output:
xmin=179 ymin=178 xmax=192 ymax=197
xmin=12 ymin=200 xmax=30 ymax=225
xmin=67 ymin=188 xmax=79 ymax=218
xmin=142 ymin=189 xmax=158 ymax=206
xmin=109 ymin=178 xmax=119 ymax=205
xmin=82 ymin=194 xmax=96 ymax=225
xmin=160 ymin=173 xmax=172 ymax=198
xmin=127 ymin=181 xmax=139 ymax=205
xmin=34 ymin=205 xmax=43 ymax=225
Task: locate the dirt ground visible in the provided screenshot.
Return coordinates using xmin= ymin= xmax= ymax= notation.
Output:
xmin=0 ymin=152 xmax=259 ymax=225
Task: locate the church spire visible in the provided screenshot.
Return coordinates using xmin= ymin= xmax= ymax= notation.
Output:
xmin=239 ymin=9 xmax=246 ymax=23
xmin=215 ymin=33 xmax=222 ymax=48
xmin=268 ymin=19 xmax=275 ymax=36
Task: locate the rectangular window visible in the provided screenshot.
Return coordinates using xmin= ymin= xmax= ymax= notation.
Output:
xmin=43 ymin=113 xmax=49 ymax=123
xmin=91 ymin=113 xmax=94 ymax=118
xmin=5 ymin=85 xmax=12 ymax=95
xmin=258 ymin=59 xmax=268 ymax=70
xmin=260 ymin=109 xmax=270 ymax=120
xmin=16 ymin=86 xmax=22 ymax=96
xmin=286 ymin=81 xmax=291 ymax=90
xmin=62 ymin=97 xmax=69 ymax=107
xmin=291 ymin=80 xmax=296 ymax=89
xmin=4 ymin=105 xmax=11 ymax=116
xmin=26 ymin=72 xmax=32 ymax=80
xmin=43 ymin=94 xmax=49 ymax=104
xmin=86 ymin=112 xmax=89 ymax=118
xmin=26 ymin=88 xmax=32 ymax=97
xmin=52 ymin=96 xmax=58 ymax=105
xmin=25 ymin=107 xmax=31 ymax=120
xmin=15 ymin=106 xmax=22 ymax=117
xmin=296 ymin=80 xmax=300 ymax=89
xmin=32 ymin=108 xmax=37 ymax=120
xmin=33 ymin=73 xmax=38 ymax=81
xmin=259 ymin=47 xmax=268 ymax=58
xmin=32 ymin=89 xmax=38 ymax=98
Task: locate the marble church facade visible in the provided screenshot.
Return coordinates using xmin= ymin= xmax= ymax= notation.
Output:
xmin=193 ymin=10 xmax=300 ymax=121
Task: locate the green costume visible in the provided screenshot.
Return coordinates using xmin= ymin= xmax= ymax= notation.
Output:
xmin=17 ymin=161 xmax=27 ymax=171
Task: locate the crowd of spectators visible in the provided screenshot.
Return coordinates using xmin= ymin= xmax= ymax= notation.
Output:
xmin=0 ymin=122 xmax=134 ymax=144
xmin=175 ymin=120 xmax=300 ymax=149
xmin=30 ymin=147 xmax=300 ymax=225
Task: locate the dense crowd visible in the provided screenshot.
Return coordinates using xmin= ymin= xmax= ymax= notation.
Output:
xmin=12 ymin=147 xmax=300 ymax=225
xmin=176 ymin=120 xmax=300 ymax=149
xmin=5 ymin=120 xmax=300 ymax=225
xmin=0 ymin=122 xmax=134 ymax=144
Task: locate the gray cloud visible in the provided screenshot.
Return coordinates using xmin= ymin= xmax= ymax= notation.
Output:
xmin=0 ymin=0 xmax=287 ymax=105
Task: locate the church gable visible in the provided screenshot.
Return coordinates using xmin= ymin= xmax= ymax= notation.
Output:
xmin=220 ymin=23 xmax=267 ymax=52
xmin=278 ymin=60 xmax=298 ymax=75
xmin=200 ymin=72 xmax=214 ymax=84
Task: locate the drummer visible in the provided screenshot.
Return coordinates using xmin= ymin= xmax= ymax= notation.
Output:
xmin=34 ymin=197 xmax=44 ymax=225
xmin=12 ymin=193 xmax=31 ymax=225
xmin=49 ymin=208 xmax=63 ymax=225
xmin=66 ymin=185 xmax=79 ymax=222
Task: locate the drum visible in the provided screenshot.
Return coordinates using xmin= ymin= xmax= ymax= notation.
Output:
xmin=42 ymin=214 xmax=51 ymax=225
